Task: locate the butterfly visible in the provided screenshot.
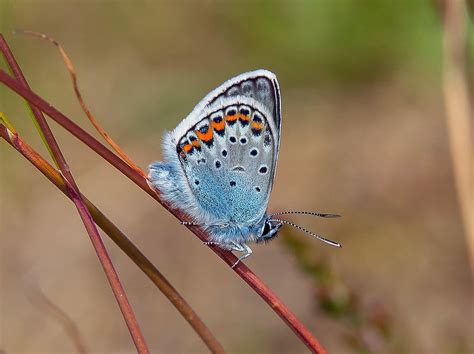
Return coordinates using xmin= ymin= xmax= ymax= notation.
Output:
xmin=148 ymin=70 xmax=341 ymax=267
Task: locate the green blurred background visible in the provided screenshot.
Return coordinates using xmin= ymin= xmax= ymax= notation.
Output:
xmin=1 ymin=1 xmax=472 ymax=353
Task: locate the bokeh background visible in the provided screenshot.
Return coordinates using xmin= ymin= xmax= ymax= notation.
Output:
xmin=1 ymin=1 xmax=472 ymax=353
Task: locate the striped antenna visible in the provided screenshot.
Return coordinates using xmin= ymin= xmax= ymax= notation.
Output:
xmin=269 ymin=219 xmax=342 ymax=248
xmin=269 ymin=211 xmax=341 ymax=218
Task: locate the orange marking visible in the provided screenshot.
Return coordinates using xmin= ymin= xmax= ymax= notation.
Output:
xmin=251 ymin=121 xmax=264 ymax=130
xmin=191 ymin=140 xmax=201 ymax=148
xmin=180 ymin=151 xmax=186 ymax=159
xmin=196 ymin=127 xmax=213 ymax=142
xmin=238 ymin=114 xmax=250 ymax=122
xmin=225 ymin=114 xmax=238 ymax=122
xmin=212 ymin=120 xmax=225 ymax=131
xmin=183 ymin=144 xmax=193 ymax=153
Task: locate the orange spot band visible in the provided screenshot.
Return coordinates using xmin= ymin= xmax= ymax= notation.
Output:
xmin=196 ymin=127 xmax=213 ymax=142
xmin=225 ymin=115 xmax=238 ymax=122
xmin=183 ymin=144 xmax=193 ymax=153
xmin=251 ymin=121 xmax=263 ymax=130
xmin=212 ymin=120 xmax=225 ymax=131
xmin=238 ymin=114 xmax=250 ymax=122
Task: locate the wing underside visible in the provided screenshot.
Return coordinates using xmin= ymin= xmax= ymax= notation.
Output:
xmin=164 ymin=70 xmax=281 ymax=225
xmin=176 ymin=101 xmax=276 ymax=224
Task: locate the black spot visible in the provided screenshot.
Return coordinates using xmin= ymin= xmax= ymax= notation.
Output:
xmin=199 ymin=125 xmax=209 ymax=134
xmin=226 ymin=118 xmax=237 ymax=126
xmin=240 ymin=108 xmax=250 ymax=115
xmin=227 ymin=109 xmax=237 ymax=116
xmin=229 ymin=136 xmax=237 ymax=144
xmin=213 ymin=116 xmax=225 ymax=136
xmin=239 ymin=118 xmax=250 ymax=127
xmin=230 ymin=181 xmax=236 ymax=187
xmin=194 ymin=180 xmax=200 ymax=185
xmin=215 ymin=160 xmax=221 ymax=169
xmin=259 ymin=166 xmax=268 ymax=174
xmin=253 ymin=113 xmax=262 ymax=123
xmin=222 ymin=149 xmax=228 ymax=157
xmin=240 ymin=137 xmax=247 ymax=144
xmin=264 ymin=134 xmax=271 ymax=146
xmin=202 ymin=138 xmax=214 ymax=148
xmin=197 ymin=158 xmax=206 ymax=164
xmin=250 ymin=148 xmax=258 ymax=157
xmin=255 ymin=187 xmax=261 ymax=192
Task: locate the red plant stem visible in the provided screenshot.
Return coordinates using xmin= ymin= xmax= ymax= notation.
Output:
xmin=0 ymin=68 xmax=327 ymax=353
xmin=0 ymin=124 xmax=225 ymax=353
xmin=0 ymin=36 xmax=149 ymax=353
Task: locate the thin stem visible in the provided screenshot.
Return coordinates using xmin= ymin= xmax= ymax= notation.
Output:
xmin=0 ymin=124 xmax=225 ymax=354
xmin=16 ymin=29 xmax=147 ymax=179
xmin=0 ymin=35 xmax=149 ymax=353
xmin=0 ymin=65 xmax=327 ymax=353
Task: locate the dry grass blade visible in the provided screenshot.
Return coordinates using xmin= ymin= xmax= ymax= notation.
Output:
xmin=440 ymin=0 xmax=474 ymax=274
xmin=15 ymin=29 xmax=147 ymax=179
xmin=0 ymin=34 xmax=150 ymax=353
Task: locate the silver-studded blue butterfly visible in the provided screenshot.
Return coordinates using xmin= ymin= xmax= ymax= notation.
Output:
xmin=148 ymin=70 xmax=341 ymax=267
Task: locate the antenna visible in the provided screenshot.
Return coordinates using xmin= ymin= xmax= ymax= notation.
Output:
xmin=269 ymin=211 xmax=341 ymax=218
xmin=270 ymin=218 xmax=342 ymax=248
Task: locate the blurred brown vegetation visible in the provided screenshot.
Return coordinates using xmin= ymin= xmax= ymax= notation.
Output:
xmin=1 ymin=1 xmax=472 ymax=353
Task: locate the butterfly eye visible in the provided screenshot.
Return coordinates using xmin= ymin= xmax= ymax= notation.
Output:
xmin=262 ymin=222 xmax=271 ymax=236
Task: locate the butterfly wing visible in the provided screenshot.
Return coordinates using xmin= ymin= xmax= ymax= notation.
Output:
xmin=151 ymin=70 xmax=281 ymax=227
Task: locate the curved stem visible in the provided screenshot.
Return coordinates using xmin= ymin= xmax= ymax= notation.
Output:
xmin=1 ymin=35 xmax=149 ymax=353
xmin=0 ymin=124 xmax=225 ymax=353
xmin=0 ymin=67 xmax=327 ymax=354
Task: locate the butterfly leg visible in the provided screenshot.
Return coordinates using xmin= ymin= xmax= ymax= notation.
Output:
xmin=230 ymin=242 xmax=253 ymax=268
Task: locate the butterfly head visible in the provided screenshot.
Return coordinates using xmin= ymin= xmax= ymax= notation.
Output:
xmin=257 ymin=217 xmax=283 ymax=242
xmin=256 ymin=211 xmax=343 ymax=247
